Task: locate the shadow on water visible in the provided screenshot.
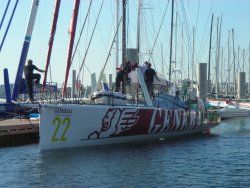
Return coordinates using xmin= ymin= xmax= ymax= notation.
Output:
xmin=40 ymin=132 xmax=219 ymax=158
xmin=36 ymin=133 xmax=220 ymax=186
xmin=222 ymin=116 xmax=249 ymax=124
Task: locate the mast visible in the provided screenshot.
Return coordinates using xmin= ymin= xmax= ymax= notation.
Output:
xmin=220 ymin=47 xmax=224 ymax=86
xmin=215 ymin=16 xmax=222 ymax=97
xmin=168 ymin=0 xmax=174 ymax=81
xmin=207 ymin=13 xmax=213 ymax=94
xmin=121 ymin=0 xmax=126 ymax=93
xmin=12 ymin=0 xmax=40 ymax=101
xmin=42 ymin=0 xmax=61 ymax=91
xmin=215 ymin=18 xmax=218 ymax=96
xmin=232 ymin=28 xmax=236 ymax=94
xmin=237 ymin=46 xmax=240 ymax=74
xmin=226 ymin=30 xmax=230 ymax=96
xmin=0 ymin=0 xmax=11 ymax=30
xmin=243 ymin=49 xmax=245 ymax=72
xmin=181 ymin=23 xmax=183 ymax=81
xmin=62 ymin=0 xmax=80 ymax=98
xmin=122 ymin=0 xmax=126 ymax=67
xmin=191 ymin=27 xmax=195 ymax=87
xmin=136 ymin=0 xmax=141 ymax=63
xmin=174 ymin=11 xmax=177 ymax=69
xmin=115 ymin=0 xmax=119 ymax=69
xmin=218 ymin=16 xmax=222 ymax=95
xmin=161 ymin=44 xmax=164 ymax=75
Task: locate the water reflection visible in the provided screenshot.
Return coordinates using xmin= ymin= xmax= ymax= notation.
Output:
xmin=0 ymin=117 xmax=250 ymax=187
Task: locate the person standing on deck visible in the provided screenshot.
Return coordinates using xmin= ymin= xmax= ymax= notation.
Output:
xmin=140 ymin=61 xmax=149 ymax=75
xmin=115 ymin=67 xmax=125 ymax=93
xmin=144 ymin=63 xmax=159 ymax=98
xmin=24 ymin=59 xmax=45 ymax=101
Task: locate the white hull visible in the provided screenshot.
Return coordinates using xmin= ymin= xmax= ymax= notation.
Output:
xmin=217 ymin=107 xmax=250 ymax=119
xmin=207 ymin=99 xmax=250 ymax=118
xmin=39 ymin=104 xmax=220 ymax=150
xmin=41 ymin=127 xmax=218 ymax=150
xmin=207 ymin=98 xmax=250 ymax=110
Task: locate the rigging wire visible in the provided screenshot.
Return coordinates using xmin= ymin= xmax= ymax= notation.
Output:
xmin=195 ymin=0 xmax=200 ymax=32
xmin=180 ymin=0 xmax=192 ymax=50
xmin=71 ymin=0 xmax=93 ymax=64
xmin=196 ymin=0 xmax=215 ymax=62
xmin=76 ymin=50 xmax=92 ymax=75
xmin=0 ymin=0 xmax=11 ymax=30
xmin=147 ymin=0 xmax=170 ymax=68
xmin=76 ymin=0 xmax=104 ymax=81
xmin=97 ymin=10 xmax=123 ymax=83
xmin=180 ymin=0 xmax=193 ymax=71
xmin=96 ymin=0 xmax=115 ymax=53
xmin=0 ymin=0 xmax=19 ymax=52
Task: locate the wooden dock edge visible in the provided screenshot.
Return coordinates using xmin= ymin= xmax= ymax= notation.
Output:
xmin=0 ymin=119 xmax=39 ymax=147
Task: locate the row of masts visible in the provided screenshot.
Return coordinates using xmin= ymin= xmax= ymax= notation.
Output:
xmin=8 ymin=0 xmax=250 ymax=101
xmin=208 ymin=12 xmax=250 ymax=98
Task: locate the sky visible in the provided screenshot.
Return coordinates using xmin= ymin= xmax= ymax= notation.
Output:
xmin=0 ymin=0 xmax=250 ymax=87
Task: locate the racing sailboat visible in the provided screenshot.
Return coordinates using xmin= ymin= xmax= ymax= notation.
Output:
xmin=39 ymin=0 xmax=221 ymax=150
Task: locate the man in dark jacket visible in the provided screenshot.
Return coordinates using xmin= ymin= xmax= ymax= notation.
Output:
xmin=115 ymin=68 xmax=125 ymax=93
xmin=144 ymin=63 xmax=159 ymax=98
xmin=24 ymin=59 xmax=45 ymax=101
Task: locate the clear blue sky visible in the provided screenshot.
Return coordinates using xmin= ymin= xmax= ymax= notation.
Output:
xmin=0 ymin=0 xmax=250 ymax=86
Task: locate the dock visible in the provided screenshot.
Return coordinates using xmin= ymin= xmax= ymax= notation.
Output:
xmin=0 ymin=119 xmax=39 ymax=147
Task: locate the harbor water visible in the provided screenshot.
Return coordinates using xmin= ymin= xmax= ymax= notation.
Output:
xmin=0 ymin=117 xmax=250 ymax=187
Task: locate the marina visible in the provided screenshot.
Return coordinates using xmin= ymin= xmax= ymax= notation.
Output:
xmin=0 ymin=0 xmax=250 ymax=186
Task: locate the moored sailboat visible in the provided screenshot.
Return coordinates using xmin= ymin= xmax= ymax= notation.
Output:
xmin=40 ymin=101 xmax=220 ymax=150
xmin=207 ymin=98 xmax=250 ymax=119
xmin=39 ymin=0 xmax=221 ymax=150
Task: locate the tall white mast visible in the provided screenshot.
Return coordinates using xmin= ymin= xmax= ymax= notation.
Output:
xmin=181 ymin=23 xmax=184 ymax=81
xmin=232 ymin=28 xmax=236 ymax=93
xmin=136 ymin=0 xmax=142 ymax=63
xmin=226 ymin=30 xmax=230 ymax=96
xmin=191 ymin=27 xmax=195 ymax=87
xmin=215 ymin=16 xmax=222 ymax=97
xmin=237 ymin=46 xmax=240 ymax=74
xmin=218 ymin=15 xmax=222 ymax=95
xmin=220 ymin=47 xmax=224 ymax=86
xmin=243 ymin=49 xmax=245 ymax=71
xmin=208 ymin=14 xmax=214 ymax=95
xmin=161 ymin=44 xmax=164 ymax=76
xmin=215 ymin=17 xmax=219 ymax=96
